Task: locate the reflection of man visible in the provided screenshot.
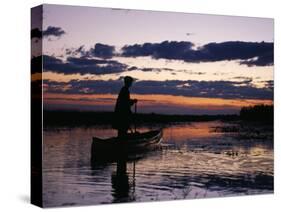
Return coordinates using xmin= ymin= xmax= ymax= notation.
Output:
xmin=113 ymin=76 xmax=137 ymax=137
xmin=111 ymin=160 xmax=130 ymax=202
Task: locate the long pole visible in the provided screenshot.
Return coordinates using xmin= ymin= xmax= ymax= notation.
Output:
xmin=134 ymin=102 xmax=137 ymax=133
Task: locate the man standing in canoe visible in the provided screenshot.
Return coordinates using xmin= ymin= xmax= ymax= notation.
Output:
xmin=113 ymin=76 xmax=138 ymax=137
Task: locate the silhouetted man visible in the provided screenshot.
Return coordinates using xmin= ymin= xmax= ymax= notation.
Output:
xmin=113 ymin=76 xmax=137 ymax=137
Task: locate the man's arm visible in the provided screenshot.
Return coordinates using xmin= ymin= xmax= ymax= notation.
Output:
xmin=129 ymin=98 xmax=137 ymax=105
xmin=128 ymin=90 xmax=137 ymax=105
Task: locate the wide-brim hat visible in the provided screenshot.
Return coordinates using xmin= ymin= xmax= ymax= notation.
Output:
xmin=124 ymin=76 xmax=134 ymax=83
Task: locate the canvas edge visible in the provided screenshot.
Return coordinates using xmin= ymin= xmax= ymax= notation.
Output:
xmin=31 ymin=4 xmax=43 ymax=208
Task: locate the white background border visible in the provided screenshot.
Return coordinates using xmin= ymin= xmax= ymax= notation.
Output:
xmin=0 ymin=0 xmax=279 ymax=211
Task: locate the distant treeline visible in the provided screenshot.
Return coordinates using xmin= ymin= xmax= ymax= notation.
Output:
xmin=43 ymin=105 xmax=273 ymax=127
xmin=43 ymin=110 xmax=238 ymax=127
xmin=240 ymin=104 xmax=273 ymax=123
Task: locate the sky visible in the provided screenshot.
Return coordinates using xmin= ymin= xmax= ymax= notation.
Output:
xmin=31 ymin=4 xmax=274 ymax=115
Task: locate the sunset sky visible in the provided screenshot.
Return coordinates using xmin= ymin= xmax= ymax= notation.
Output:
xmin=31 ymin=4 xmax=274 ymax=114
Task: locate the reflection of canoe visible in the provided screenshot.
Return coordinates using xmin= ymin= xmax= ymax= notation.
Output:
xmin=91 ymin=130 xmax=163 ymax=161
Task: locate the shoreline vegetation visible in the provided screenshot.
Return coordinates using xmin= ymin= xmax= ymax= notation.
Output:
xmin=43 ymin=104 xmax=273 ymax=127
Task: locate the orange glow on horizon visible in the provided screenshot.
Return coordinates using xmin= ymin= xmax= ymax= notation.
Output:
xmin=43 ymin=92 xmax=273 ymax=114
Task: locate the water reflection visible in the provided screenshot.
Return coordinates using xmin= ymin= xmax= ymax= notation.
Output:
xmin=90 ymin=157 xmax=138 ymax=203
xmin=111 ymin=160 xmax=135 ymax=202
xmin=43 ymin=121 xmax=273 ymax=207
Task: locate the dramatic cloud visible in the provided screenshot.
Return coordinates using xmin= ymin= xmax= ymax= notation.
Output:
xmin=262 ymin=80 xmax=273 ymax=90
xmin=65 ymin=45 xmax=87 ymax=57
xmin=66 ymin=43 xmax=115 ymax=59
xmin=43 ymin=79 xmax=273 ymax=100
xmin=91 ymin=43 xmax=115 ymax=59
xmin=240 ymin=51 xmax=273 ymax=66
xmin=43 ymin=26 xmax=66 ymax=38
xmin=42 ymin=55 xmax=128 ymax=75
xmin=122 ymin=41 xmax=194 ymax=58
xmin=43 ymin=79 xmax=122 ymax=94
xmin=121 ymin=41 xmax=273 ymax=66
xmin=126 ymin=66 xmax=205 ymax=75
xmin=31 ymin=28 xmax=42 ymax=39
xmin=31 ymin=55 xmax=42 ymax=74
xmin=134 ymin=80 xmax=272 ymax=99
xmin=31 ymin=26 xmax=66 ymax=39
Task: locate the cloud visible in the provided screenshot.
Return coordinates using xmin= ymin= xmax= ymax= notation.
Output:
xmin=31 ymin=28 xmax=42 ymax=39
xmin=92 ymin=43 xmax=115 ymax=59
xmin=133 ymin=80 xmax=266 ymax=99
xmin=65 ymin=45 xmax=87 ymax=57
xmin=239 ymin=51 xmax=273 ymax=66
xmin=121 ymin=41 xmax=273 ymax=66
xmin=261 ymin=80 xmax=274 ymax=90
xmin=126 ymin=66 xmax=204 ymax=75
xmin=43 ymin=79 xmax=122 ymax=94
xmin=43 ymin=55 xmax=128 ymax=75
xmin=31 ymin=26 xmax=66 ymax=40
xmin=122 ymin=41 xmax=194 ymax=58
xmin=66 ymin=43 xmax=115 ymax=59
xmin=31 ymin=55 xmax=43 ymax=74
xmin=43 ymin=26 xmax=65 ymax=38
xmin=43 ymin=79 xmax=273 ymax=100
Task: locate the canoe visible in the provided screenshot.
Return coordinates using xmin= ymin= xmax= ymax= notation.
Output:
xmin=91 ymin=130 xmax=163 ymax=161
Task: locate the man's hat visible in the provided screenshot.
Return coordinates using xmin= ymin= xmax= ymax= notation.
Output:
xmin=124 ymin=76 xmax=134 ymax=84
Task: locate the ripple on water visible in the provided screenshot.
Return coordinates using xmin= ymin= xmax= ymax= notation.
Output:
xmin=42 ymin=121 xmax=273 ymax=207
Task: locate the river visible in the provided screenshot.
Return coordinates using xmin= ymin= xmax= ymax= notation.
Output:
xmin=42 ymin=121 xmax=273 ymax=207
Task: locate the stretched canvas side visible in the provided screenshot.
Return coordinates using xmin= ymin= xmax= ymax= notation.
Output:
xmin=31 ymin=5 xmax=43 ymax=208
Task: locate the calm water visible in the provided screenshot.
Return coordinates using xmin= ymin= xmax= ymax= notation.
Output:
xmin=43 ymin=121 xmax=273 ymax=207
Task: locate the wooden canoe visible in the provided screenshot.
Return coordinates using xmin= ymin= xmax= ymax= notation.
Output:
xmin=91 ymin=130 xmax=163 ymax=161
